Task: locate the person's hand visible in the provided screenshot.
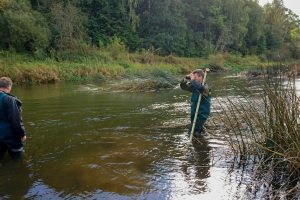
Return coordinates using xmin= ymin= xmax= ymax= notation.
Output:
xmin=190 ymin=73 xmax=195 ymax=80
xmin=21 ymin=135 xmax=27 ymax=142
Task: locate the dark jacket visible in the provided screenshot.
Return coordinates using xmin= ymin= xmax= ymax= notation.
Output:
xmin=180 ymin=79 xmax=211 ymax=119
xmin=0 ymin=91 xmax=25 ymax=140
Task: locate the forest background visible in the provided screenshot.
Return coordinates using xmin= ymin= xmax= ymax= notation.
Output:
xmin=0 ymin=0 xmax=299 ymax=84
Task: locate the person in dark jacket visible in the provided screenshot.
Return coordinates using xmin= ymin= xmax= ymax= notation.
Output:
xmin=180 ymin=69 xmax=211 ymax=136
xmin=0 ymin=77 xmax=26 ymax=160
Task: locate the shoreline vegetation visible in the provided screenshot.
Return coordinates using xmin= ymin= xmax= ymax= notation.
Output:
xmin=216 ymin=75 xmax=300 ymax=199
xmin=1 ymin=50 xmax=299 ymax=87
xmin=1 ymin=0 xmax=300 ymax=88
xmin=0 ymin=0 xmax=300 ymax=87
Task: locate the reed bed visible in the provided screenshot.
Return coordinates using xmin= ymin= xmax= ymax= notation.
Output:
xmin=216 ymin=75 xmax=300 ymax=199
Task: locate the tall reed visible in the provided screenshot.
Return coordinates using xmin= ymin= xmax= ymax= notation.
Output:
xmin=217 ymin=75 xmax=300 ymax=198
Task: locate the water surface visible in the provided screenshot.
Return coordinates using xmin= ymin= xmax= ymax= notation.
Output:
xmin=1 ymin=74 xmax=299 ymax=199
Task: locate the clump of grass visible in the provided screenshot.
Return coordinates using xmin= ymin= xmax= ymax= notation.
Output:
xmin=15 ymin=66 xmax=60 ymax=84
xmin=109 ymin=69 xmax=179 ymax=92
xmin=207 ymin=53 xmax=226 ymax=70
xmin=113 ymin=78 xmax=175 ymax=92
xmin=217 ymin=75 xmax=300 ymax=199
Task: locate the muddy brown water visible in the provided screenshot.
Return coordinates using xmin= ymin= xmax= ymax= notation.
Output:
xmin=0 ymin=74 xmax=299 ymax=199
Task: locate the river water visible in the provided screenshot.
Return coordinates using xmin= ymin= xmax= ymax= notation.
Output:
xmin=0 ymin=74 xmax=299 ymax=199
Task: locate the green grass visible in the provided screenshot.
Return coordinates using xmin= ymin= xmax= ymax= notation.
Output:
xmin=0 ymin=50 xmax=296 ymax=85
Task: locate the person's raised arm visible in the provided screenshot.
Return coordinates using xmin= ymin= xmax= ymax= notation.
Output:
xmin=180 ymin=78 xmax=193 ymax=92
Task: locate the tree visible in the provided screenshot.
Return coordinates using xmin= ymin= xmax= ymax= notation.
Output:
xmin=263 ymin=0 xmax=300 ymax=59
xmin=50 ymin=1 xmax=87 ymax=51
xmin=0 ymin=0 xmax=50 ymax=52
xmin=264 ymin=0 xmax=286 ymax=51
xmin=290 ymin=28 xmax=300 ymax=59
xmin=137 ymin=0 xmax=188 ymax=56
xmin=243 ymin=0 xmax=265 ymax=54
xmin=79 ymin=0 xmax=141 ymax=50
xmin=183 ymin=0 xmax=219 ymax=56
xmin=1 ymin=0 xmax=299 ymax=58
xmin=221 ymin=0 xmax=249 ymax=52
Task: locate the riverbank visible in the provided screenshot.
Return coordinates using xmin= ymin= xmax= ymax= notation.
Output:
xmin=0 ymin=50 xmax=299 ymax=85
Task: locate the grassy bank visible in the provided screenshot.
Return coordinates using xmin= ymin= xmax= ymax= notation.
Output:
xmin=0 ymin=50 xmax=298 ymax=85
xmin=0 ymin=50 xmax=199 ymax=85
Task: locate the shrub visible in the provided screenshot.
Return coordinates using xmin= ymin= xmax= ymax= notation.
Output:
xmin=107 ymin=37 xmax=126 ymax=60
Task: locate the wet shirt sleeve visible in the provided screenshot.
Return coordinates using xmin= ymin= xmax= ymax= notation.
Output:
xmin=180 ymin=79 xmax=193 ymax=92
xmin=4 ymin=96 xmax=25 ymax=138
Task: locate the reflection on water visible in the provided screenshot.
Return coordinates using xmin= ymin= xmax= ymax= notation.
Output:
xmin=0 ymin=160 xmax=32 ymax=199
xmin=1 ymin=74 xmax=299 ymax=199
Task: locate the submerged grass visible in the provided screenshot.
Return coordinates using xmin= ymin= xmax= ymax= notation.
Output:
xmin=217 ymin=73 xmax=300 ymax=199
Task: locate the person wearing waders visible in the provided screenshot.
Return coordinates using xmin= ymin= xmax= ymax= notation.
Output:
xmin=180 ymin=69 xmax=211 ymax=137
xmin=0 ymin=77 xmax=26 ymax=160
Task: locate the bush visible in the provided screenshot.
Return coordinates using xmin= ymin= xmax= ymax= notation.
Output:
xmin=0 ymin=0 xmax=50 ymax=52
xmin=107 ymin=37 xmax=126 ymax=60
xmin=207 ymin=53 xmax=226 ymax=71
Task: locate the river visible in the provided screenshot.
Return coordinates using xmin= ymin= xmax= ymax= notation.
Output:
xmin=0 ymin=73 xmax=299 ymax=199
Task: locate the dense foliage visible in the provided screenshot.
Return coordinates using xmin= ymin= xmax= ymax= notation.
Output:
xmin=0 ymin=0 xmax=299 ymax=60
